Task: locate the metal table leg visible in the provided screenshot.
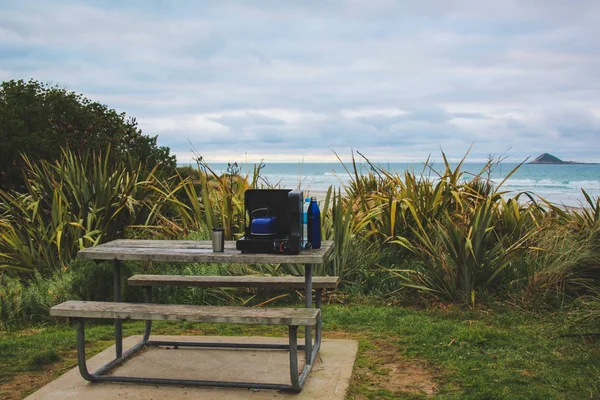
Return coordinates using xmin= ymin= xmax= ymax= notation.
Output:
xmin=142 ymin=286 xmax=153 ymax=342
xmin=288 ymin=325 xmax=300 ymax=391
xmin=304 ymin=263 xmax=313 ymax=365
xmin=77 ymin=317 xmax=147 ymax=379
xmin=113 ymin=259 xmax=122 ymax=358
xmin=315 ymin=288 xmax=323 ymax=346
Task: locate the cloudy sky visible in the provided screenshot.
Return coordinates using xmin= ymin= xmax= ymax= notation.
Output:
xmin=1 ymin=0 xmax=600 ymax=163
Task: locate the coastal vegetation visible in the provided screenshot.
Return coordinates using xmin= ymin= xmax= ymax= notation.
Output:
xmin=0 ymin=82 xmax=598 ymax=398
xmin=5 ymin=147 xmax=597 ymax=313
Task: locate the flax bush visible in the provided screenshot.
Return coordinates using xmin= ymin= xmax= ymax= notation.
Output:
xmin=1 ymin=147 xmax=599 ymax=325
xmin=332 ymin=152 xmax=553 ymax=302
xmin=0 ymin=148 xmax=182 ymax=275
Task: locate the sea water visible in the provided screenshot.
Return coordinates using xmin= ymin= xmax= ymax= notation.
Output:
xmin=181 ymin=162 xmax=600 ymax=208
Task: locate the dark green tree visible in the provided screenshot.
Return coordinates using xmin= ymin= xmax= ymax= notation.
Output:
xmin=0 ymin=79 xmax=176 ymax=189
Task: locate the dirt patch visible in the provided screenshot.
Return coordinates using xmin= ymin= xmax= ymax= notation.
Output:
xmin=352 ymin=338 xmax=438 ymax=398
xmin=0 ymin=371 xmax=54 ymax=400
xmin=368 ymin=361 xmax=437 ymax=395
xmin=323 ymin=330 xmax=358 ymax=340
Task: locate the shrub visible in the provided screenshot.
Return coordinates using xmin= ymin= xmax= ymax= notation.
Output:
xmin=0 ymin=270 xmax=75 ymax=329
xmin=0 ymin=79 xmax=176 ymax=190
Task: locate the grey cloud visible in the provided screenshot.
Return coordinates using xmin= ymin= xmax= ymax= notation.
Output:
xmin=407 ymin=108 xmax=452 ymax=124
xmin=354 ymin=115 xmax=408 ymax=130
xmin=545 ymin=109 xmax=600 ymax=140
xmin=452 ymin=113 xmax=490 ymax=119
xmin=505 ymin=118 xmax=526 ymax=130
xmin=2 ymin=0 xmax=600 ymax=162
xmin=211 ymin=113 xmax=287 ymax=128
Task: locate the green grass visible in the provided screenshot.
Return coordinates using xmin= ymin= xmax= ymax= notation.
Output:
xmin=327 ymin=305 xmax=600 ymax=399
xmin=0 ymin=305 xmax=598 ymax=399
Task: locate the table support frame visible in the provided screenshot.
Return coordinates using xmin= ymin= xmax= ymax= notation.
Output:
xmin=76 ymin=317 xmax=319 ymax=392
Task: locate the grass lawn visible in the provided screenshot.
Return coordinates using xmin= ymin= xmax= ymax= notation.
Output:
xmin=0 ymin=304 xmax=598 ymax=399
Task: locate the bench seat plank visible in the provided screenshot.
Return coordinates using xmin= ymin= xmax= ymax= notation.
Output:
xmin=50 ymin=301 xmax=319 ymax=326
xmin=128 ymin=275 xmax=339 ymax=289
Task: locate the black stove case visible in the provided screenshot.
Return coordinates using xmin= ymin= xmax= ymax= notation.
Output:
xmin=235 ymin=189 xmax=303 ymax=254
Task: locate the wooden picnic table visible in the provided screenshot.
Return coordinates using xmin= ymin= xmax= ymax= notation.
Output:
xmin=64 ymin=239 xmax=335 ymax=391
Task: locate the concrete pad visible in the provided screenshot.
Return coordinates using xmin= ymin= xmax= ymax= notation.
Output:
xmin=26 ymin=335 xmax=358 ymax=400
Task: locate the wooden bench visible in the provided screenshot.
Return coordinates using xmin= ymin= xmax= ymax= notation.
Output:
xmin=127 ymin=275 xmax=338 ymax=355
xmin=50 ymin=300 xmax=319 ymax=392
xmin=127 ymin=274 xmax=339 ymax=289
xmin=50 ymin=300 xmax=320 ymax=325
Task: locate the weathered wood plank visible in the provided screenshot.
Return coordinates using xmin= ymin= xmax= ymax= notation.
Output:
xmin=50 ymin=301 xmax=319 ymax=326
xmin=128 ymin=275 xmax=339 ymax=289
xmin=78 ymin=240 xmax=334 ymax=264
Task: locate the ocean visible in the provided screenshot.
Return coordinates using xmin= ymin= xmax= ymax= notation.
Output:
xmin=181 ymin=162 xmax=600 ymax=208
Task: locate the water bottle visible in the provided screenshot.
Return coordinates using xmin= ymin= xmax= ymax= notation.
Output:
xmin=302 ymin=197 xmax=310 ymax=248
xmin=307 ymin=197 xmax=321 ymax=249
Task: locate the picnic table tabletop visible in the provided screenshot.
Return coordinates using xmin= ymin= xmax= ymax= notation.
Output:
xmin=78 ymin=239 xmax=334 ymax=264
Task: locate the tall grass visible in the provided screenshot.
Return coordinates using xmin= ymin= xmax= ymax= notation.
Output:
xmin=523 ymin=223 xmax=598 ymax=295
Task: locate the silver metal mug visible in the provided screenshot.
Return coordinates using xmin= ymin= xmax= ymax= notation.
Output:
xmin=211 ymin=228 xmax=225 ymax=252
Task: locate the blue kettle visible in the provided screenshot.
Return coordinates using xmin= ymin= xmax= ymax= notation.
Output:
xmin=250 ymin=208 xmax=277 ymax=235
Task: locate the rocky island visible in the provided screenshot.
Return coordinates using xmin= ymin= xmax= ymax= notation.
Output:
xmin=529 ymin=153 xmax=598 ymax=165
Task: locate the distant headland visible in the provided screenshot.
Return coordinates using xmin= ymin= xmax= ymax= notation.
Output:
xmin=528 ymin=153 xmax=599 ymax=165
